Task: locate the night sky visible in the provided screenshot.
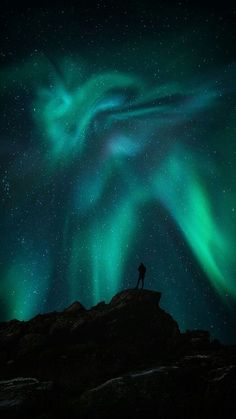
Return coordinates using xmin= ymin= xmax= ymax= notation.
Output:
xmin=1 ymin=1 xmax=236 ymax=343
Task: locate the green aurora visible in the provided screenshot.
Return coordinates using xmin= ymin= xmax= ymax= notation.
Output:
xmin=1 ymin=15 xmax=236 ymax=342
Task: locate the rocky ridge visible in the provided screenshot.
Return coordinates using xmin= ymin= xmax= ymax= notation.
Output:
xmin=0 ymin=289 xmax=235 ymax=418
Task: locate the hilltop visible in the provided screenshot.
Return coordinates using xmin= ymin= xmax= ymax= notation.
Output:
xmin=0 ymin=289 xmax=235 ymax=418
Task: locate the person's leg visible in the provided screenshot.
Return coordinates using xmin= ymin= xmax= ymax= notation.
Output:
xmin=136 ymin=274 xmax=141 ymax=289
xmin=141 ymin=277 xmax=144 ymax=289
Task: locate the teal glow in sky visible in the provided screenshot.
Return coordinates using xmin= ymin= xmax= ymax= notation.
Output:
xmin=1 ymin=3 xmax=236 ymax=343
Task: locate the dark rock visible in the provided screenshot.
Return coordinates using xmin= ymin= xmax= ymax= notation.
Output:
xmin=205 ymin=365 xmax=236 ymax=419
xmin=0 ymin=289 xmax=235 ymax=419
xmin=0 ymin=320 xmax=25 ymax=351
xmin=210 ymin=338 xmax=222 ymax=350
xmin=17 ymin=333 xmax=46 ymax=357
xmin=64 ymin=301 xmax=85 ymax=314
xmin=76 ymin=354 xmax=236 ymax=419
xmin=179 ymin=329 xmax=212 ymax=354
xmin=110 ymin=288 xmax=162 ymax=307
xmin=48 ymin=316 xmax=75 ymax=337
xmin=90 ymin=301 xmax=106 ymax=311
xmin=184 ymin=329 xmax=210 ymax=342
xmin=26 ymin=312 xmax=59 ymax=335
xmin=77 ymin=363 xmax=205 ymax=419
xmin=0 ymin=377 xmax=54 ymax=418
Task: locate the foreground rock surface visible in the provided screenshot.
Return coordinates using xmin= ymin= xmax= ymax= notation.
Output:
xmin=0 ymin=289 xmax=235 ymax=418
xmin=77 ymin=357 xmax=236 ymax=419
xmin=0 ymin=378 xmax=54 ymax=418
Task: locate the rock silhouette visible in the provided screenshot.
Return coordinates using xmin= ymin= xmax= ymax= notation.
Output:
xmin=0 ymin=289 xmax=235 ymax=418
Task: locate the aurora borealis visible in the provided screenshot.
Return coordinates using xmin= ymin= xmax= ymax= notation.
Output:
xmin=1 ymin=2 xmax=236 ymax=342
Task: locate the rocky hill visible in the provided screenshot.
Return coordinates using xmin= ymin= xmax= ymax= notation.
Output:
xmin=0 ymin=289 xmax=235 ymax=418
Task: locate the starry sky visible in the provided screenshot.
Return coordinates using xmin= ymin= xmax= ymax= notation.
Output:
xmin=0 ymin=1 xmax=236 ymax=343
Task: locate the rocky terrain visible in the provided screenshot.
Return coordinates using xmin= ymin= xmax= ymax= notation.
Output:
xmin=0 ymin=289 xmax=235 ymax=418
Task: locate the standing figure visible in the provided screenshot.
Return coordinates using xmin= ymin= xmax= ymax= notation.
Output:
xmin=136 ymin=263 xmax=146 ymax=289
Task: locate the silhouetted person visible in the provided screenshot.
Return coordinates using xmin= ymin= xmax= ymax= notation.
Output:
xmin=136 ymin=263 xmax=146 ymax=289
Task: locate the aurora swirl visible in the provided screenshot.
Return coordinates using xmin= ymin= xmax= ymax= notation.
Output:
xmin=1 ymin=3 xmax=236 ymax=342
